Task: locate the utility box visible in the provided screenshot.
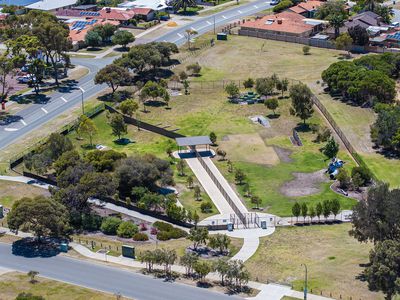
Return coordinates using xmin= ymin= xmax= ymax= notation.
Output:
xmin=227 ymin=223 xmax=234 ymax=231
xmin=59 ymin=243 xmax=68 ymax=253
xmin=0 ymin=205 xmax=3 ymax=219
xmin=261 ymin=221 xmax=267 ymax=229
xmin=217 ymin=33 xmax=228 ymax=41
xmin=122 ymin=245 xmax=135 ymax=259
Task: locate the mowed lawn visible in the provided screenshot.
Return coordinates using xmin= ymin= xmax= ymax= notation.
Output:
xmin=0 ymin=181 xmax=50 ymax=209
xmin=245 ymin=224 xmax=383 ymax=300
xmin=0 ymin=272 xmax=117 ymax=300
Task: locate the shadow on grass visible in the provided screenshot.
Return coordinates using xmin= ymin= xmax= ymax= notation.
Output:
xmin=12 ymin=237 xmax=63 ymax=258
xmin=267 ymin=113 xmax=280 ymax=119
xmin=113 ymin=138 xmax=133 ymax=145
xmin=294 ymin=123 xmax=312 ymax=133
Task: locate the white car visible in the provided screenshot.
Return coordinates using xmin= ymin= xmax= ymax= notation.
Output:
xmin=271 ymin=0 xmax=280 ymax=5
xmin=17 ymin=75 xmax=35 ymax=84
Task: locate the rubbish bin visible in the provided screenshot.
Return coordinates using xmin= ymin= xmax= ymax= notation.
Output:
xmin=227 ymin=223 xmax=234 ymax=232
xmin=217 ymin=33 xmax=228 ymax=41
xmin=261 ymin=221 xmax=267 ymax=229
xmin=0 ymin=205 xmax=3 ymax=219
xmin=59 ymin=243 xmax=68 ymax=253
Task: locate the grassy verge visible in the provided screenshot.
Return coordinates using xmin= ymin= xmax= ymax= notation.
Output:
xmin=0 ymin=181 xmax=50 ymax=209
xmin=245 ymin=224 xmax=382 ymax=300
xmin=0 ymin=272 xmax=116 ymax=300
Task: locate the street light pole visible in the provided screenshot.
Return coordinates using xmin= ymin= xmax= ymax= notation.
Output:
xmin=301 ymin=264 xmax=308 ymax=300
xmin=78 ymin=87 xmax=85 ymax=115
xmin=214 ymin=15 xmax=216 ymax=35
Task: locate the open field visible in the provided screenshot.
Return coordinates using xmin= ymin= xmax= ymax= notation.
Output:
xmin=245 ymin=224 xmax=382 ymax=300
xmin=0 ymin=181 xmax=50 ymax=209
xmin=0 ymin=272 xmax=117 ymax=300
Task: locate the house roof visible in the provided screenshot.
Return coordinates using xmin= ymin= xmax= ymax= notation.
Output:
xmin=289 ymin=6 xmax=306 ymax=14
xmin=241 ymin=11 xmax=315 ymax=34
xmin=0 ymin=0 xmax=38 ymax=5
xmin=132 ymin=7 xmax=153 ymax=15
xmin=56 ymin=7 xmax=136 ymax=21
xmin=288 ymin=1 xmax=323 ymax=13
xmin=26 ymin=0 xmax=78 ymax=10
xmin=175 ymin=136 xmax=212 ymax=147
xmin=118 ymin=0 xmax=169 ymax=11
xmin=69 ymin=19 xmax=119 ymax=42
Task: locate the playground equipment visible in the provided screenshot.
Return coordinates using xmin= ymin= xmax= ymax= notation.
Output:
xmin=327 ymin=158 xmax=344 ymax=179
xmin=231 ymin=91 xmax=262 ymax=104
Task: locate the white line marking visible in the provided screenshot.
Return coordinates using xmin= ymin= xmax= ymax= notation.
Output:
xmin=191 ymin=26 xmax=196 ymax=31
xmin=265 ymin=1 xmax=270 ymax=3
xmin=79 ymin=87 xmax=85 ymax=93
xmin=61 ymin=97 xmax=67 ymax=103
xmin=177 ymin=33 xmax=183 ymax=37
xmin=238 ymin=10 xmax=243 ymax=13
xmin=206 ymin=20 xmax=212 ymax=25
xmin=253 ymin=4 xmax=258 ymax=8
xmin=4 ymin=128 xmax=18 ymax=132
xmin=20 ymin=119 xmax=27 ymax=126
xmin=222 ymin=15 xmax=227 ymax=19
xmin=41 ymin=107 xmax=48 ymax=114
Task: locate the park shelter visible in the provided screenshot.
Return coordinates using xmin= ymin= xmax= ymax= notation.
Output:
xmin=175 ymin=136 xmax=212 ymax=152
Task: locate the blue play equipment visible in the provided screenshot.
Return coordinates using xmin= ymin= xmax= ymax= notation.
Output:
xmin=327 ymin=158 xmax=344 ymax=179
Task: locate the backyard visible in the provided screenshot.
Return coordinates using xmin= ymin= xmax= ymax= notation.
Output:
xmin=245 ymin=223 xmax=382 ymax=300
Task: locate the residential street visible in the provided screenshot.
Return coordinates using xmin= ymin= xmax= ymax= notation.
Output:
xmin=0 ymin=243 xmax=240 ymax=300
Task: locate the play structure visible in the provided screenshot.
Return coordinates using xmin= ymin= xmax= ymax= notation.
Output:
xmin=230 ymin=91 xmax=263 ymax=104
xmin=327 ymin=158 xmax=344 ymax=179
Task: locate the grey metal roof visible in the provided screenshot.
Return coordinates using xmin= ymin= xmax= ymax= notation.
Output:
xmin=175 ymin=136 xmax=212 ymax=147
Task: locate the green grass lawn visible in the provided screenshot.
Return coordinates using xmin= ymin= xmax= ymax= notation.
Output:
xmin=245 ymin=224 xmax=383 ymax=300
xmin=0 ymin=272 xmax=116 ymax=300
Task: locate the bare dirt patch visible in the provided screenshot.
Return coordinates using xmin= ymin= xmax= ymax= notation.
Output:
xmin=219 ymin=133 xmax=280 ymax=166
xmin=280 ymin=169 xmax=329 ymax=197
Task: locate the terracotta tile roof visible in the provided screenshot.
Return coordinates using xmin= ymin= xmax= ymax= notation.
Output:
xmin=69 ymin=19 xmax=120 ymax=42
xmin=132 ymin=8 xmax=153 ymax=15
xmin=99 ymin=8 xmax=136 ymax=21
xmin=289 ymin=6 xmax=306 ymax=14
xmin=296 ymin=1 xmax=323 ymax=11
xmin=241 ymin=11 xmax=315 ymax=34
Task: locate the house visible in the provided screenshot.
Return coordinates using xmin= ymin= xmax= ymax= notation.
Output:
xmin=25 ymin=0 xmax=78 ymax=12
xmin=240 ymin=11 xmax=323 ymax=37
xmin=131 ymin=8 xmax=154 ymax=21
xmin=118 ymin=0 xmax=170 ymax=12
xmin=288 ymin=1 xmax=324 ymax=18
xmin=71 ymin=4 xmax=98 ymax=11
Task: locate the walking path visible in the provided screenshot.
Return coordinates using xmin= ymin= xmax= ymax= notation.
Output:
xmin=0 ymin=175 xmax=52 ymax=189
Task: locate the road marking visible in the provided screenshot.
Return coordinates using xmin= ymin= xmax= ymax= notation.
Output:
xmin=206 ymin=20 xmax=212 ymax=25
xmin=20 ymin=119 xmax=27 ymax=126
xmin=177 ymin=33 xmax=183 ymax=38
xmin=41 ymin=107 xmax=48 ymax=114
xmin=79 ymin=87 xmax=85 ymax=93
xmin=191 ymin=26 xmax=196 ymax=31
xmin=253 ymin=4 xmax=258 ymax=8
xmin=61 ymin=97 xmax=67 ymax=103
xmin=4 ymin=127 xmax=18 ymax=132
xmin=238 ymin=9 xmax=243 ymax=13
xmin=265 ymin=1 xmax=270 ymax=3
xmin=222 ymin=15 xmax=227 ymax=19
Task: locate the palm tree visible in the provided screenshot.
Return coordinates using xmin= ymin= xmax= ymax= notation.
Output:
xmin=172 ymin=0 xmax=197 ymax=13
xmin=329 ymin=14 xmax=345 ymax=39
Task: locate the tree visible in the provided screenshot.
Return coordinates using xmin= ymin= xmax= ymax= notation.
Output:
xmin=92 ymin=23 xmax=117 ymax=43
xmin=225 ymin=82 xmax=240 ymax=98
xmin=289 ymin=82 xmax=314 ymax=125
xmin=256 ymin=77 xmax=275 ymax=96
xmin=243 ymin=78 xmax=254 ymax=89
xmin=251 ymin=195 xmax=261 ymax=210
xmin=188 ymin=227 xmax=209 ymax=251
xmin=303 ymin=45 xmax=310 ymax=55
xmin=117 ymin=221 xmax=138 ymax=238
xmin=273 ymin=0 xmax=293 ymax=12
xmin=276 ymin=78 xmax=289 ymax=98
xmin=336 ymin=168 xmax=351 ymax=189
xmin=194 ymin=261 xmax=211 ymax=282
xmin=85 ymin=30 xmax=102 ymax=48
xmin=184 ymin=29 xmax=197 ymax=50
xmin=7 ymin=196 xmax=69 ymax=241
xmin=351 ymin=166 xmax=372 ymax=187
xmin=209 ymin=132 xmax=217 ymax=145
xmin=330 ymin=198 xmax=341 ymax=219
xmin=187 ymin=175 xmax=194 ymax=188
xmin=177 ymin=159 xmax=186 ymax=176
xmin=301 ymin=202 xmax=308 ymax=223
xmin=352 ymin=172 xmax=363 ymax=191
xmin=77 ymin=115 xmax=97 ymax=147
xmin=140 ymin=81 xmax=168 ymax=111
xmin=335 ymin=33 xmax=353 ymax=56
xmin=112 ymin=30 xmax=135 ymax=49
xmin=265 ymin=98 xmax=279 ymax=116
xmin=172 ymin=0 xmax=197 ymax=13
xmin=208 ymin=234 xmax=231 ymax=254
xmin=348 ymin=25 xmax=369 ymax=46
xmin=183 ymin=80 xmax=190 ymax=95
xmin=27 ymin=270 xmax=39 ymax=283
xmin=186 ymin=63 xmax=201 ymax=76
xmin=109 ymin=113 xmax=127 ymax=140
xmin=329 ymin=13 xmax=345 ymax=39
xmin=95 ymin=64 xmax=131 ymax=95
xmin=322 ymin=137 xmax=339 ymax=159
xmin=193 ymin=185 xmax=201 ymax=201
xmin=316 ymin=202 xmax=323 ymax=222
xmin=0 ymin=52 xmax=15 ymax=105
xmin=363 ymin=240 xmax=400 ymax=300
xmin=216 ymin=148 xmax=226 ymax=161
xmin=119 ymin=99 xmax=138 ymax=117
xmin=292 ymin=202 xmax=301 ymax=222
xmin=100 ymin=217 xmax=122 ymax=235
xmin=309 ymin=206 xmax=316 ymax=223
xmin=180 ymin=252 xmax=199 ymax=276
xmin=139 ymin=250 xmax=156 ymax=272
xmin=179 ymin=71 xmax=188 ymax=81
xmin=315 ymin=0 xmax=348 ymax=20
xmin=235 ymin=169 xmax=246 ymax=185
xmin=200 ymin=201 xmax=213 ymax=213
xmin=322 ymin=199 xmax=331 ymax=221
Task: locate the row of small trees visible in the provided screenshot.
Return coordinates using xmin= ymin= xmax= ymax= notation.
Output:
xmin=291 ymin=199 xmax=341 ymax=223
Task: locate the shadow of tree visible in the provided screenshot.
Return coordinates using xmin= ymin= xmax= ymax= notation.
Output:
xmin=12 ymin=237 xmax=63 ymax=258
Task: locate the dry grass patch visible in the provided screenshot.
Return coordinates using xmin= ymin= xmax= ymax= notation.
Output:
xmin=0 ymin=181 xmax=50 ymax=208
xmin=245 ymin=224 xmax=383 ymax=300
xmin=220 ymin=133 xmax=280 ymax=166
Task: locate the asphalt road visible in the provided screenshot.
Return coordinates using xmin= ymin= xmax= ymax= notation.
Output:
xmin=0 ymin=0 xmax=272 ymax=151
xmin=0 ymin=243 xmax=240 ymax=300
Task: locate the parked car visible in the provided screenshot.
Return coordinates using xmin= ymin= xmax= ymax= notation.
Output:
xmin=271 ymin=0 xmax=280 ymax=4
xmin=17 ymin=75 xmax=35 ymax=84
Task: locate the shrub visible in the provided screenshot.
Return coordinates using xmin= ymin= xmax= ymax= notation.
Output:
xmin=200 ymin=201 xmax=213 ymax=213
xmin=351 ymin=166 xmax=372 ymax=186
xmin=117 ymin=221 xmax=138 ymax=238
xmin=153 ymin=221 xmax=174 ymax=232
xmin=82 ymin=213 xmax=102 ymax=231
xmin=303 ymin=45 xmax=310 ymax=55
xmin=140 ymin=223 xmax=148 ymax=231
xmin=150 ymin=227 xmax=158 ymax=235
xmin=168 ymin=228 xmax=188 ymax=239
xmin=133 ymin=232 xmax=149 ymax=241
xmin=100 ymin=217 xmax=122 ymax=235
xmin=157 ymin=231 xmax=171 ymax=241
xmin=273 ymin=0 xmax=293 ymax=12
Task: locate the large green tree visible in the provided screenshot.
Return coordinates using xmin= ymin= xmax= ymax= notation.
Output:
xmin=112 ymin=30 xmax=135 ymax=50
xmin=172 ymin=0 xmax=197 ymax=13
xmin=289 ymin=82 xmax=314 ymax=124
xmin=95 ymin=64 xmax=131 ymax=95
